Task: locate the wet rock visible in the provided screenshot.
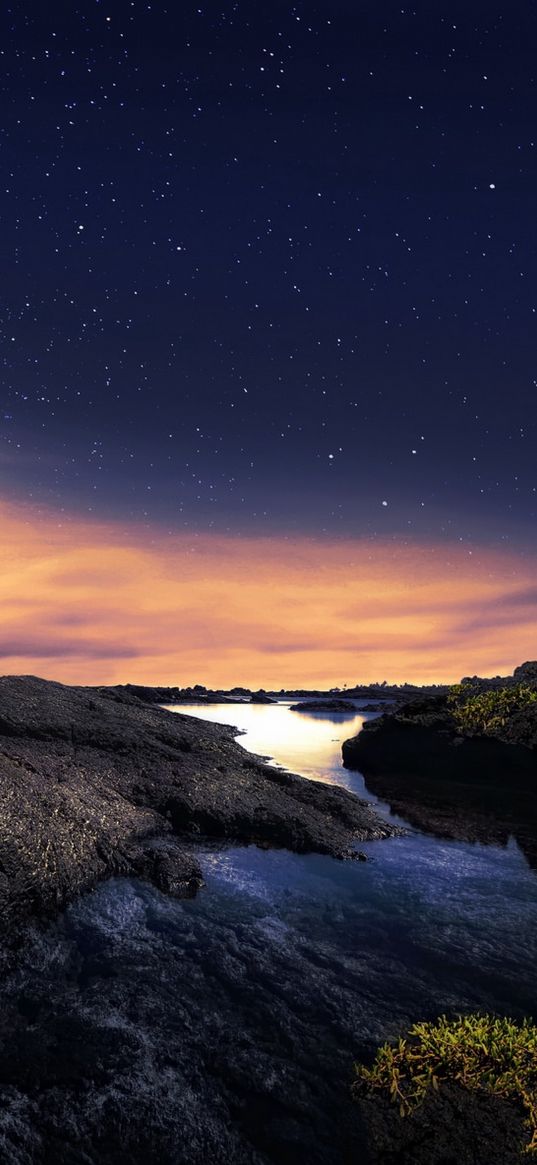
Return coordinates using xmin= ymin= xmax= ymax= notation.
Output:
xmin=0 ymin=873 xmax=379 ymax=1165
xmin=128 ymin=839 xmax=203 ymax=898
xmin=0 ymin=675 xmax=401 ymax=932
xmin=342 ymin=700 xmax=537 ymax=867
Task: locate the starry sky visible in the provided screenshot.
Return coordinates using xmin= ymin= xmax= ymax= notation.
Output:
xmin=1 ymin=1 xmax=537 ymax=686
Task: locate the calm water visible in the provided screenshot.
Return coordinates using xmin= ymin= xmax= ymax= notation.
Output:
xmin=1 ymin=701 xmax=536 ymax=1163
xmin=166 ymin=702 xmax=537 ymax=1019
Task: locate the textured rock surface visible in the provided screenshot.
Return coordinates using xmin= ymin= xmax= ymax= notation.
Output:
xmin=342 ymin=698 xmax=537 ymax=867
xmin=0 ymin=675 xmax=401 ymax=931
xmin=0 ymin=874 xmax=379 ymax=1165
xmin=357 ymin=1082 xmax=527 ymax=1164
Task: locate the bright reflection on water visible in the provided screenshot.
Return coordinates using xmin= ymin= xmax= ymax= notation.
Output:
xmin=165 ymin=701 xmax=537 ymax=1019
xmin=164 ymin=700 xmax=384 ymax=794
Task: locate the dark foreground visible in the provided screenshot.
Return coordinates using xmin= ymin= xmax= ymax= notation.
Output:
xmin=0 ymin=681 xmax=534 ymax=1164
xmin=1 ymin=838 xmax=533 ymax=1165
xmin=0 ymin=676 xmax=402 ymax=936
xmin=342 ymin=693 xmax=537 ymax=1161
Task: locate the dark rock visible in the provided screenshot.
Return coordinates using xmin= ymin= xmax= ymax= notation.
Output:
xmin=112 ymin=684 xmax=250 ymax=706
xmin=342 ymin=701 xmax=537 ymax=781
xmin=459 ymin=660 xmax=537 ymax=692
xmin=0 ymin=675 xmax=401 ymax=933
xmin=0 ymin=872 xmax=377 ymax=1165
xmin=342 ymin=698 xmax=537 ymax=867
xmin=357 ymin=1081 xmax=527 ymax=1164
xmin=513 ymin=660 xmax=537 ymax=683
xmin=250 ymin=692 xmax=276 ymax=704
xmin=128 ymin=838 xmax=203 ymax=898
xmin=290 ymin=700 xmax=358 ymax=713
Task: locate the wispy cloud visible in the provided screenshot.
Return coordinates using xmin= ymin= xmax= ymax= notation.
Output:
xmin=1 ymin=499 xmax=536 ymax=686
xmin=0 ymin=637 xmax=139 ymax=660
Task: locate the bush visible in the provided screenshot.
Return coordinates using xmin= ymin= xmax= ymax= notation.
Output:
xmin=447 ymin=683 xmax=537 ymax=737
xmin=354 ymin=1013 xmax=537 ymax=1154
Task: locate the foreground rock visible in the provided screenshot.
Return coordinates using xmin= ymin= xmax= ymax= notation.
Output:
xmin=342 ymin=695 xmax=537 ymax=867
xmin=358 ymin=1083 xmax=527 ymax=1164
xmin=0 ymin=675 xmax=401 ymax=932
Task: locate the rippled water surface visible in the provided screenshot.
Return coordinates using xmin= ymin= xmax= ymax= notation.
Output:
xmin=1 ymin=701 xmax=536 ymax=1164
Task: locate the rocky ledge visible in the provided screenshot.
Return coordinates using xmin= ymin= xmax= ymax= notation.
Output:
xmin=0 ymin=675 xmax=401 ymax=933
xmin=342 ymin=694 xmax=537 ymax=867
xmin=342 ymin=694 xmax=537 ymax=777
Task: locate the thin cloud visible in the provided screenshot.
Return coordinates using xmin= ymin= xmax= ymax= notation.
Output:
xmin=1 ymin=499 xmax=536 ymax=687
xmin=0 ymin=638 xmax=140 ymax=660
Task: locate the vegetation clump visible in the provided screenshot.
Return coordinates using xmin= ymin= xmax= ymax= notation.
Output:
xmin=447 ymin=683 xmax=537 ymax=737
xmin=354 ymin=1013 xmax=537 ymax=1154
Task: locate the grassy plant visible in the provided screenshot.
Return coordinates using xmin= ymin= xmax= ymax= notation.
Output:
xmin=447 ymin=683 xmax=537 ymax=736
xmin=354 ymin=1013 xmax=537 ymax=1153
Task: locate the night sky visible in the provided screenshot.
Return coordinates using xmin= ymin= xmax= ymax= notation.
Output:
xmin=1 ymin=2 xmax=537 ymax=686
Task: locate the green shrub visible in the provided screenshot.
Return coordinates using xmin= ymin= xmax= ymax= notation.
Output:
xmin=354 ymin=1013 xmax=537 ymax=1153
xmin=447 ymin=683 xmax=537 ymax=736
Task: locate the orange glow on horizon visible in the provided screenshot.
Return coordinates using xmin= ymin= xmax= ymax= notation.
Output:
xmin=1 ymin=499 xmax=536 ymax=688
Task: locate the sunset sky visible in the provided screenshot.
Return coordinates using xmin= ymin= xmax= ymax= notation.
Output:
xmin=1 ymin=3 xmax=536 ymax=687
xmin=2 ymin=499 xmax=536 ymax=687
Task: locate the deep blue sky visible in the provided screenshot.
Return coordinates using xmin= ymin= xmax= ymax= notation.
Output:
xmin=1 ymin=0 xmax=536 ymax=545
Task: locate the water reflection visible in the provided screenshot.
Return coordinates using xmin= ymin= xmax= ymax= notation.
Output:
xmin=168 ymin=703 xmax=537 ymax=869
xmin=165 ymin=701 xmax=537 ymax=1014
xmin=164 ymin=700 xmax=373 ymax=790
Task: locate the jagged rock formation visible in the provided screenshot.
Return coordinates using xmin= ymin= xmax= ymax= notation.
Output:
xmin=0 ymin=675 xmax=401 ymax=933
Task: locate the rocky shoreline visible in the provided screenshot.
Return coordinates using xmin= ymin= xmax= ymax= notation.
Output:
xmin=342 ymin=687 xmax=537 ymax=868
xmin=0 ymin=675 xmax=402 ymax=936
xmin=111 ymin=681 xmax=440 ymax=705
xmin=342 ymin=676 xmax=537 ymax=1162
xmin=289 ymin=698 xmax=359 ymax=713
xmin=0 ymin=672 xmax=534 ymax=1164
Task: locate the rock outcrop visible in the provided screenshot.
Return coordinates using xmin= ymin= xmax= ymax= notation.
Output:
xmin=114 ymin=683 xmax=249 ymax=705
xmin=0 ymin=675 xmax=401 ymax=933
xmin=342 ymin=695 xmax=537 ymax=867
